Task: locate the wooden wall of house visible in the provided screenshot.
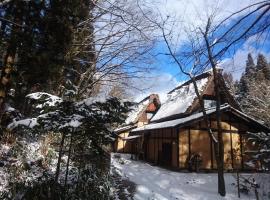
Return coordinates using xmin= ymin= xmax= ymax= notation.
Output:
xmin=116 ymin=132 xmax=133 ymax=153
xmin=119 ymin=113 xmax=259 ymax=171
xmin=145 ymin=128 xmax=178 ymax=168
xmin=144 ymin=117 xmax=253 ymax=170
xmin=178 ymin=113 xmax=258 ymax=171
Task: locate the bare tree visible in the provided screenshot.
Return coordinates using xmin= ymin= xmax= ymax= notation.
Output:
xmin=151 ymin=17 xmax=226 ymax=195
xmin=61 ymin=0 xmax=159 ymax=101
xmin=54 ymin=0 xmax=160 ymax=186
xmin=155 ymin=2 xmax=270 ymax=195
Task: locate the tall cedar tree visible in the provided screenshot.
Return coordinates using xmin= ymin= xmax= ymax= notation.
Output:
xmin=257 ymin=53 xmax=270 ymax=80
xmin=238 ymin=53 xmax=256 ymax=95
xmin=0 ymin=0 xmax=90 ymax=112
xmin=237 ymin=53 xmax=270 ymax=126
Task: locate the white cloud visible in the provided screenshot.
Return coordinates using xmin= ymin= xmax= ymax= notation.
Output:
xmin=152 ymin=0 xmax=263 ymax=46
xmin=132 ymin=73 xmax=180 ymax=103
xmin=158 ymin=0 xmax=262 ymax=26
xmin=127 ymin=0 xmax=268 ymax=100
xmin=152 ymin=1 xmax=269 ymax=80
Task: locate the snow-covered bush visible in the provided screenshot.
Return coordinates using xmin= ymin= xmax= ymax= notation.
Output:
xmin=1 ymin=92 xmax=131 ymax=199
xmin=246 ymin=132 xmax=270 ymax=171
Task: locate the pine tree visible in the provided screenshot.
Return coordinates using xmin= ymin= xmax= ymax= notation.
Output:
xmin=245 ymin=53 xmax=256 ymax=77
xmin=247 ymin=132 xmax=270 ymax=171
xmin=237 ymin=53 xmax=270 ymax=127
xmin=0 ymin=1 xmax=91 ymax=109
xmin=256 ymin=53 xmax=269 ymax=80
xmin=237 ymin=54 xmax=255 ymax=96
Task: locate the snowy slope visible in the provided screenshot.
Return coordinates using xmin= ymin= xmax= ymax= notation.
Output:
xmin=112 ymin=153 xmax=269 ymax=200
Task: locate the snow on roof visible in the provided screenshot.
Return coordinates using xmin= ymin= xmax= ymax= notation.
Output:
xmin=151 ymin=74 xmax=210 ymax=122
xmin=125 ymin=97 xmax=150 ymax=125
xmin=132 ymin=104 xmax=270 ymax=132
xmin=132 ymin=105 xmax=224 ymax=132
xmin=122 ymin=135 xmax=142 ymax=140
xmin=114 ymin=125 xmax=136 ymax=133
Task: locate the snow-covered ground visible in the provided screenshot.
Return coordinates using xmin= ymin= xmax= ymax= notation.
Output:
xmin=111 ymin=153 xmax=270 ymax=200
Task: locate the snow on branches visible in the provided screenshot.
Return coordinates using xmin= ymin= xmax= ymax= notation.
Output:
xmin=8 ymin=92 xmax=130 ymax=137
xmin=246 ymin=132 xmax=270 ymax=171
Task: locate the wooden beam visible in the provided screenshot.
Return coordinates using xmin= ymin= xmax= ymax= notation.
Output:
xmin=154 ymin=131 xmax=156 ymax=163
xmin=230 ymin=132 xmax=234 ymax=169
xmin=156 ymin=133 xmax=158 ymax=164
xmin=159 ymin=129 xmax=161 ymax=164
xmin=240 ymin=132 xmax=244 ymax=170
xmin=161 ymin=129 xmax=164 ymax=165
xmin=229 ymin=116 xmax=234 ymax=169
xmin=188 ymin=128 xmax=238 ymax=133
xmin=147 ymin=132 xmax=150 ymax=161
xmin=177 ymin=128 xmax=179 ymax=168
xmin=210 ymin=119 xmax=214 ymax=169
xmin=122 ymin=135 xmax=125 ymax=153
xmin=188 ymin=128 xmax=191 ymax=160
xmin=148 ymin=136 xmax=178 ymax=140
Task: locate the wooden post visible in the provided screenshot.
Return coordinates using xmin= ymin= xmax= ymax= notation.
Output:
xmin=210 ymin=120 xmax=214 ymax=169
xmin=210 ymin=136 xmax=213 ymax=169
xmin=239 ymin=133 xmax=244 ymax=170
xmin=171 ymin=128 xmax=173 ymax=167
xmin=122 ymin=134 xmax=125 ymax=153
xmin=177 ymin=128 xmax=180 ymax=168
xmin=188 ymin=128 xmax=191 ymax=159
xmin=154 ymin=131 xmax=157 ymax=164
xmin=229 ymin=116 xmax=234 ymax=169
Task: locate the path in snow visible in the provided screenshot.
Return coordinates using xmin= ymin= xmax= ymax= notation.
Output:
xmin=111 ymin=153 xmax=266 ymax=200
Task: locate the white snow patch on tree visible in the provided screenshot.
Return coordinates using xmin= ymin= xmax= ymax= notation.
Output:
xmin=26 ymin=92 xmax=62 ymax=108
xmin=8 ymin=118 xmax=39 ymax=129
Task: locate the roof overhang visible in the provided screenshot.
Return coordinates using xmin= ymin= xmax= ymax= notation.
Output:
xmin=122 ymin=135 xmax=142 ymax=141
xmin=114 ymin=125 xmax=136 ymax=134
xmin=131 ymin=104 xmax=270 ymax=133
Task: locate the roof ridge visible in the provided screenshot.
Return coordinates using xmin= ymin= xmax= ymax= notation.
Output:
xmin=168 ymin=71 xmax=212 ymax=94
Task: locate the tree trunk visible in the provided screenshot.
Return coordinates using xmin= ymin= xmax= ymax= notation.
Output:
xmin=161 ymin=18 xmax=226 ymax=196
xmin=55 ymin=132 xmax=66 ymax=182
xmin=209 ymin=51 xmax=226 ymax=197
xmin=194 ymin=73 xmax=225 ymax=196
xmin=204 ymin=18 xmax=226 ymax=196
xmin=64 ymin=133 xmax=74 ymax=195
xmin=0 ymin=2 xmax=23 ymax=125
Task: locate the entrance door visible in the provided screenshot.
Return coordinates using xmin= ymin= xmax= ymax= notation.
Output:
xmin=162 ymin=143 xmax=172 ymax=166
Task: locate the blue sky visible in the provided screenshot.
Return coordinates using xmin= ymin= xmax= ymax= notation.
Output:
xmin=133 ymin=0 xmax=270 ymax=102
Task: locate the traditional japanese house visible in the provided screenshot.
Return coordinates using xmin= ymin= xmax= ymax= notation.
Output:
xmin=129 ymin=70 xmax=270 ymax=171
xmin=114 ymin=94 xmax=160 ymax=153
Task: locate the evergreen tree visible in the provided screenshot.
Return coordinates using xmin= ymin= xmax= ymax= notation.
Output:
xmin=0 ymin=1 xmax=90 ymax=109
xmin=245 ymin=53 xmax=256 ymax=76
xmin=256 ymin=53 xmax=270 ymax=80
xmin=237 ymin=53 xmax=255 ymax=96
xmin=237 ymin=53 xmax=270 ymax=126
xmin=247 ymin=132 xmax=270 ymax=171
